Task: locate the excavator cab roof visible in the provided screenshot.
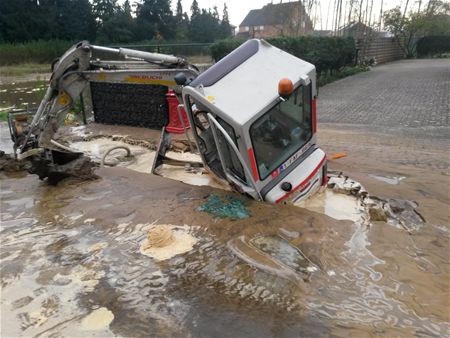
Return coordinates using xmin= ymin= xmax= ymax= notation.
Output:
xmin=187 ymin=39 xmax=316 ymax=126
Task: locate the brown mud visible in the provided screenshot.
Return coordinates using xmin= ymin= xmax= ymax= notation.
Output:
xmin=1 ymin=120 xmax=449 ymax=337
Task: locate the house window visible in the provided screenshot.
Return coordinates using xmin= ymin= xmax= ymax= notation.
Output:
xmin=259 ymin=26 xmax=264 ymax=30
xmin=244 ymin=26 xmax=249 ymax=32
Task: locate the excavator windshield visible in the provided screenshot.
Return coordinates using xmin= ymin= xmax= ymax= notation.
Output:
xmin=250 ymin=83 xmax=313 ymax=180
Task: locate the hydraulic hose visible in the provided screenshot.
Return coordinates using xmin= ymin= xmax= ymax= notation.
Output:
xmin=101 ymin=146 xmax=133 ymax=167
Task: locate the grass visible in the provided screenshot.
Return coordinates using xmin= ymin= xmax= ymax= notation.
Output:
xmin=0 ymin=110 xmax=9 ymax=122
xmin=0 ymin=63 xmax=51 ymax=77
xmin=0 ymin=40 xmax=72 ymax=66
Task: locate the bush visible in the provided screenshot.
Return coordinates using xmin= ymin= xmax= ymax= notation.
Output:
xmin=416 ymin=36 xmax=450 ymax=57
xmin=209 ymin=38 xmax=246 ymax=61
xmin=209 ymin=36 xmax=356 ymax=76
xmin=0 ymin=40 xmax=73 ymax=65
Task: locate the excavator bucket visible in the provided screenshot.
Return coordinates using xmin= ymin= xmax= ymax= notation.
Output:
xmin=151 ymin=127 xmax=203 ymax=175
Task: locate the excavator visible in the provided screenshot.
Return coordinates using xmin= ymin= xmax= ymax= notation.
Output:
xmin=8 ymin=39 xmax=327 ymax=204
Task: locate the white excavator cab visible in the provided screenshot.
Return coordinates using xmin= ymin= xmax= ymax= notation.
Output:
xmin=180 ymin=39 xmax=327 ymax=203
xmin=9 ymin=38 xmax=326 ymax=203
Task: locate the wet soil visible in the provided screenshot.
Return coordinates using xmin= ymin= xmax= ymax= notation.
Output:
xmin=1 ymin=119 xmax=449 ymax=337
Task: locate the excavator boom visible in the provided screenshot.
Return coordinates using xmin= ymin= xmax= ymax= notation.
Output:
xmin=9 ymin=41 xmax=199 ymax=182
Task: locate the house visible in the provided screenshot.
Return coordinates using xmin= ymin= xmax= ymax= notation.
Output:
xmin=338 ymin=22 xmax=375 ymax=39
xmin=237 ymin=1 xmax=313 ymax=39
xmin=313 ymin=30 xmax=332 ymax=37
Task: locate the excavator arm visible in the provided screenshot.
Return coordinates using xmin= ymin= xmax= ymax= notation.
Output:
xmin=10 ymin=41 xmax=199 ymax=182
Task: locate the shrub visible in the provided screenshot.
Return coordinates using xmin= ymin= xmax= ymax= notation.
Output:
xmin=0 ymin=40 xmax=72 ymax=65
xmin=416 ymin=36 xmax=450 ymax=57
xmin=209 ymin=36 xmax=356 ymax=76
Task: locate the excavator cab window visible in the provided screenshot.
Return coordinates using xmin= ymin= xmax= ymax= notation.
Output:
xmin=250 ymin=83 xmax=313 ymax=180
xmin=186 ymin=95 xmax=245 ymax=183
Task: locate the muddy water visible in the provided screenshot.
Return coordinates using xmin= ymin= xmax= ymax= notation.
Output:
xmin=1 ymin=166 xmax=449 ymax=337
xmin=0 ymin=122 xmax=14 ymax=153
xmin=70 ymin=137 xmax=231 ymax=190
xmin=0 ymin=80 xmax=47 ymax=110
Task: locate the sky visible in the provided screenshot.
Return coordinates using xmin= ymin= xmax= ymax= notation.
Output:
xmin=177 ymin=0 xmax=421 ymax=29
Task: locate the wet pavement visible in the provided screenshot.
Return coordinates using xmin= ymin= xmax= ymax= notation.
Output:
xmin=1 ymin=59 xmax=450 ymax=337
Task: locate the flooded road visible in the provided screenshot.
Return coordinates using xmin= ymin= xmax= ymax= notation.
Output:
xmin=1 ymin=139 xmax=449 ymax=337
xmin=1 ymin=73 xmax=449 ymax=337
xmin=0 ymin=80 xmax=47 ymax=110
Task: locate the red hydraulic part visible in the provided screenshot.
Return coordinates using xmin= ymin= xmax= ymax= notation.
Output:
xmin=166 ymin=89 xmax=190 ymax=133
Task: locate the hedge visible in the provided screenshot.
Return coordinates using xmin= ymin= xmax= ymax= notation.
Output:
xmin=0 ymin=40 xmax=72 ymax=65
xmin=416 ymin=36 xmax=450 ymax=57
xmin=209 ymin=36 xmax=356 ymax=76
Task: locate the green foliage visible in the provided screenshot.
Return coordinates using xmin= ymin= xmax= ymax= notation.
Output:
xmin=92 ymin=0 xmax=119 ymax=24
xmin=318 ymin=66 xmax=369 ymax=87
xmin=0 ymin=0 xmax=96 ymax=43
xmin=210 ymin=36 xmax=356 ymax=76
xmin=0 ymin=110 xmax=8 ymax=122
xmin=416 ymin=36 xmax=450 ymax=57
xmin=0 ymin=40 xmax=72 ymax=65
xmin=209 ymin=38 xmax=246 ymax=61
xmin=96 ymin=1 xmax=135 ymax=43
xmin=383 ymin=1 xmax=450 ymax=58
xmin=0 ymin=0 xmax=233 ymax=45
xmin=189 ymin=9 xmax=230 ymax=43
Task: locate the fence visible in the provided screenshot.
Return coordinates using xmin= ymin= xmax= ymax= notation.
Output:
xmin=356 ymin=37 xmax=405 ymax=64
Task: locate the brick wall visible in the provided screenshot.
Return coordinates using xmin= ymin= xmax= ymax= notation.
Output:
xmin=357 ymin=37 xmax=405 ymax=64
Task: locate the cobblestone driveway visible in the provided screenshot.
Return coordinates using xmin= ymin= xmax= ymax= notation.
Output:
xmin=317 ymin=59 xmax=449 ymax=128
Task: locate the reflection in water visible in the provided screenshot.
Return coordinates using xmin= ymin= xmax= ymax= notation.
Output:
xmin=296 ymin=189 xmax=364 ymax=222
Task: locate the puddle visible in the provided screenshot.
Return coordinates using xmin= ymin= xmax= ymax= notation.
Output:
xmin=0 ymin=80 xmax=46 ymax=110
xmin=0 ymin=122 xmax=14 ymax=153
xmin=369 ymin=174 xmax=406 ymax=185
xmin=249 ymin=235 xmax=317 ymax=274
xmin=70 ymin=137 xmax=230 ymax=190
xmin=1 ymin=168 xmax=448 ymax=337
xmin=296 ymin=189 xmax=364 ymax=222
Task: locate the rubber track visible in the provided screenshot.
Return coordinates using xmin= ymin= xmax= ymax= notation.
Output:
xmin=91 ymin=82 xmax=169 ymax=129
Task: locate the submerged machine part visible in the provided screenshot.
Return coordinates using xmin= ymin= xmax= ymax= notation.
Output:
xmin=9 ymin=39 xmax=327 ymax=203
xmin=178 ymin=39 xmax=328 ymax=203
xmin=9 ymin=41 xmax=199 ymax=182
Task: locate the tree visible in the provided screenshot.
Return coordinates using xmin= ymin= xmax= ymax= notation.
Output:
xmin=191 ymin=0 xmax=200 ymax=18
xmin=219 ymin=3 xmax=233 ymax=38
xmin=384 ymin=2 xmax=450 ymax=58
xmin=174 ymin=0 xmax=189 ymax=40
xmin=92 ymin=0 xmax=118 ymax=24
xmin=135 ymin=0 xmax=174 ymax=41
xmin=384 ymin=7 xmax=423 ymax=57
xmin=0 ymin=0 xmax=96 ymax=42
xmin=0 ymin=0 xmax=53 ymax=42
xmin=97 ymin=0 xmax=136 ymax=43
xmin=54 ymin=0 xmax=96 ymax=41
xmin=175 ymin=0 xmax=183 ymax=22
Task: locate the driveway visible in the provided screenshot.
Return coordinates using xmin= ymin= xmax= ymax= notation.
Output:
xmin=317 ymin=59 xmax=449 ymax=131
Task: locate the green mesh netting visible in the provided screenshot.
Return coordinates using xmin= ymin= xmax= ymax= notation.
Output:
xmin=197 ymin=194 xmax=250 ymax=219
